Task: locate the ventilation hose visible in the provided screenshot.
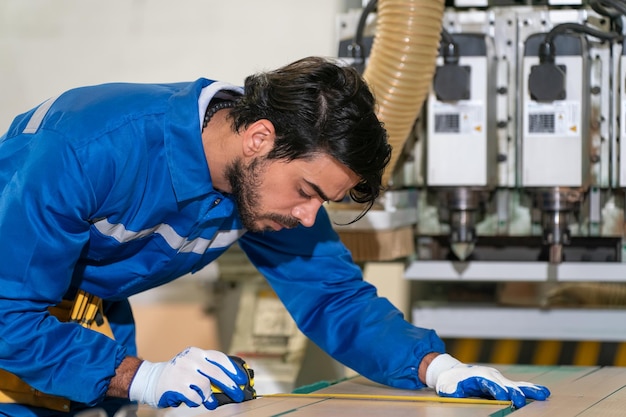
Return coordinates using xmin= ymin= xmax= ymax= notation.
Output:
xmin=363 ymin=0 xmax=445 ymax=186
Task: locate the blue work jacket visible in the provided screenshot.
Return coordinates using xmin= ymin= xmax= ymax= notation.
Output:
xmin=0 ymin=78 xmax=444 ymax=416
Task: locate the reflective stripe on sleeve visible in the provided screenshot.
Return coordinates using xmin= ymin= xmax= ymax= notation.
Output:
xmin=22 ymin=96 xmax=60 ymax=134
xmin=93 ymin=218 xmax=244 ymax=254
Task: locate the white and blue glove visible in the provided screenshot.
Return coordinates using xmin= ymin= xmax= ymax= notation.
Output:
xmin=129 ymin=347 xmax=249 ymax=409
xmin=426 ymin=354 xmax=551 ymax=409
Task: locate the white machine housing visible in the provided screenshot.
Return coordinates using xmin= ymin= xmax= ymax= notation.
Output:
xmin=426 ymin=33 xmax=497 ymax=188
xmin=521 ymin=33 xmax=590 ymax=188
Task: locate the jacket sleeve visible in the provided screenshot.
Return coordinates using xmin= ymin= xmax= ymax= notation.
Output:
xmin=238 ymin=208 xmax=445 ymax=390
xmin=0 ymin=126 xmax=126 ymax=405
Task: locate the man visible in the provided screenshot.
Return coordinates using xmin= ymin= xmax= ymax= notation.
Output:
xmin=0 ymin=56 xmax=550 ymax=416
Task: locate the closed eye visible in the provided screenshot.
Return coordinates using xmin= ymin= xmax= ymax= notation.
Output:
xmin=298 ymin=189 xmax=312 ymax=199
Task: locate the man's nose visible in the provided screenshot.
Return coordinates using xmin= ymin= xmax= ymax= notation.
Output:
xmin=292 ymin=200 xmax=323 ymax=227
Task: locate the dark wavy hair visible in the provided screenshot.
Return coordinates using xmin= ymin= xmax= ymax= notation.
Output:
xmin=229 ymin=56 xmax=391 ymax=218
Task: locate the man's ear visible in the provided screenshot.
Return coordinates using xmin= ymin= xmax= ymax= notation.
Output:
xmin=242 ymin=119 xmax=276 ymax=157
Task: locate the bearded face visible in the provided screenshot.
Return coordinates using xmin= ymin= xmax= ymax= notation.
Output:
xmin=226 ymin=156 xmax=300 ymax=232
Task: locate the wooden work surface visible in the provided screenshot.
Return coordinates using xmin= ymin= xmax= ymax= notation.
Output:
xmin=140 ymin=365 xmax=626 ymax=417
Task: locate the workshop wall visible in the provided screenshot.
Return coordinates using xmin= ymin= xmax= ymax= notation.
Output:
xmin=0 ymin=0 xmax=361 ymax=129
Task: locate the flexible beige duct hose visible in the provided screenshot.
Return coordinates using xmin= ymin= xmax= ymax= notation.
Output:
xmin=363 ymin=0 xmax=445 ymax=186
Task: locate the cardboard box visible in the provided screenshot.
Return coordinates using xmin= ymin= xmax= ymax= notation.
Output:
xmin=338 ymin=226 xmax=415 ymax=262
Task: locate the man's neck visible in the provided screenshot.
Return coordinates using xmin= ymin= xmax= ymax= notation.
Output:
xmin=202 ymin=109 xmax=237 ymax=193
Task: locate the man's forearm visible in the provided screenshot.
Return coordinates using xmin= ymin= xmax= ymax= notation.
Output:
xmin=418 ymin=352 xmax=440 ymax=384
xmin=107 ymin=356 xmax=143 ymax=398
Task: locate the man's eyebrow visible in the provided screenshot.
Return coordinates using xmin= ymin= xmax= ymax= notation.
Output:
xmin=305 ymin=180 xmax=344 ymax=203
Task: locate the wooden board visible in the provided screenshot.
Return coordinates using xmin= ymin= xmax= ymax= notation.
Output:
xmin=136 ymin=365 xmax=626 ymax=417
xmin=509 ymin=366 xmax=626 ymax=417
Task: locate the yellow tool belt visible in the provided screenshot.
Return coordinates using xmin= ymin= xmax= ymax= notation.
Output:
xmin=0 ymin=290 xmax=114 ymax=412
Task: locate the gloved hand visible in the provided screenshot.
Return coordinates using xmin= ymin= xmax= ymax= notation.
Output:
xmin=129 ymin=347 xmax=249 ymax=409
xmin=425 ymin=354 xmax=551 ymax=409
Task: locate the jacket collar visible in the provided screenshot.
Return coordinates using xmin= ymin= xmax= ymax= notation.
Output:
xmin=165 ymin=79 xmax=243 ymax=202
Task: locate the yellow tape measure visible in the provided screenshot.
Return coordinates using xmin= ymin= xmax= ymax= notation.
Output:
xmin=261 ymin=392 xmax=512 ymax=406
